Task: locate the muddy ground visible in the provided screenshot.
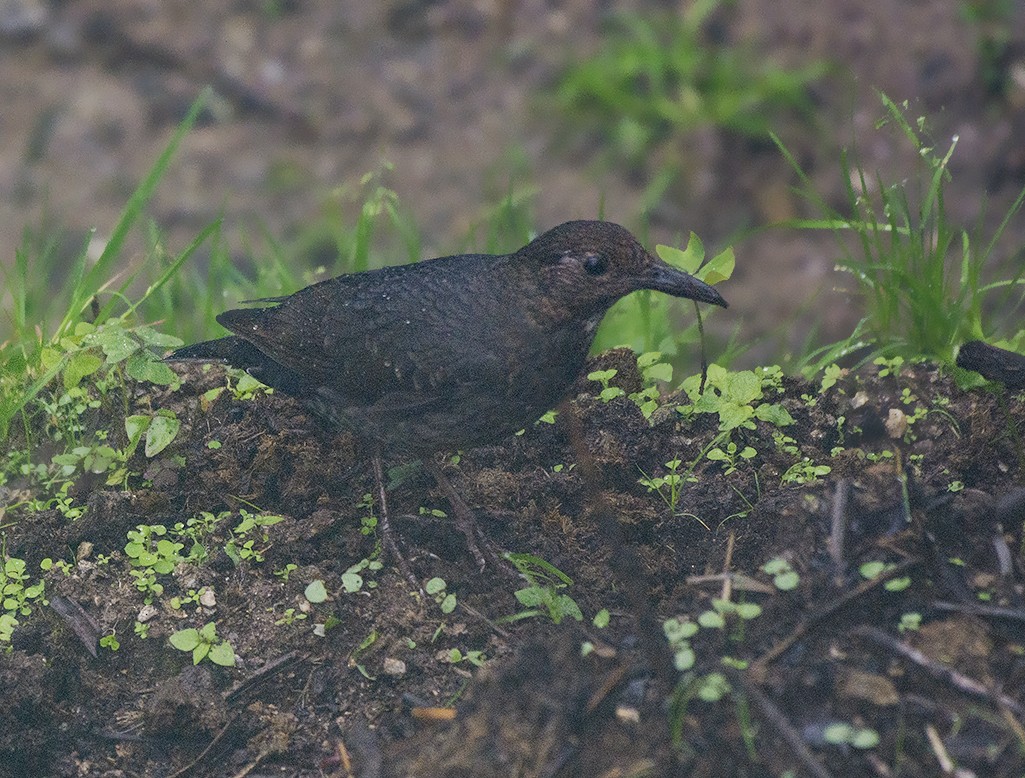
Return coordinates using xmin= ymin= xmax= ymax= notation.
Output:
xmin=4 ymin=2 xmax=1025 ymax=777
xmin=3 ymin=349 xmax=1025 ymax=777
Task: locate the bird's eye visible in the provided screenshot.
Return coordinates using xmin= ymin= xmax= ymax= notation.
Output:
xmin=583 ymin=254 xmax=607 ymax=276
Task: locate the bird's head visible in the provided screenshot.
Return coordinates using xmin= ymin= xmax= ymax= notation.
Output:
xmin=522 ymin=220 xmax=727 ymax=324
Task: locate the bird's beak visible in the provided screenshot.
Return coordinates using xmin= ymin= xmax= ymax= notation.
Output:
xmin=641 ymin=259 xmax=728 ymax=308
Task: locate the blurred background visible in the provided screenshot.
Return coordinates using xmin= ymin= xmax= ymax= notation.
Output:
xmin=1 ymin=0 xmax=1024 ymax=365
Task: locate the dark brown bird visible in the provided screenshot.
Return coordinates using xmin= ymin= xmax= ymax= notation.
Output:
xmin=167 ymin=220 xmax=727 ymax=586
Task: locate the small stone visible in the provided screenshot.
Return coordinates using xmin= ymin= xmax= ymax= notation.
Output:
xmin=382 ymin=657 xmax=407 ymax=677
xmin=885 ymin=408 xmax=907 ymax=439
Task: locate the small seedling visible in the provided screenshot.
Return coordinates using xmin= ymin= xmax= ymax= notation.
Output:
xmin=223 ymin=509 xmax=284 ymax=565
xmin=356 ymin=492 xmax=377 ymax=536
xmin=169 ymin=622 xmax=236 ymax=666
xmin=587 ymin=369 xmax=626 ymax=402
xmin=706 ymin=441 xmax=756 ymax=475
xmin=823 ymin=722 xmax=880 ymax=749
xmin=762 ymin=558 xmax=800 ymax=591
xmin=340 ymin=559 xmax=382 ymax=593
xmin=99 ymin=632 xmax=120 ymax=652
xmin=503 ymin=554 xmax=583 ymax=625
xmin=1 ymin=557 xmax=47 ymax=646
xmin=426 ymin=577 xmax=456 ymax=614
xmin=664 ymin=616 xmax=700 ymax=671
xmin=274 ymin=563 xmax=298 ymax=582
xmin=638 ymin=457 xmax=695 ymax=513
xmin=859 ymin=561 xmax=912 ymax=592
xmin=780 ymin=457 xmax=831 ymax=485
xmin=694 ymin=672 xmax=730 ymax=703
xmin=275 ymin=608 xmax=308 ymax=626
xmin=124 ymin=524 xmax=183 ymax=603
xmin=446 ymin=647 xmax=486 ymax=667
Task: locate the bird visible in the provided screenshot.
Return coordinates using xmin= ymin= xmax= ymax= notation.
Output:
xmin=166 ymin=220 xmax=727 ymax=588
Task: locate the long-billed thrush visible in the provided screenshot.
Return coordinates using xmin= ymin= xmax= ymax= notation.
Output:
xmin=167 ymin=220 xmax=727 ymax=586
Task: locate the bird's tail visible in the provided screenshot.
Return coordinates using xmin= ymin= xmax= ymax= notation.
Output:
xmin=164 ymin=336 xmax=248 ymax=363
xmin=164 ymin=336 xmax=304 ymax=395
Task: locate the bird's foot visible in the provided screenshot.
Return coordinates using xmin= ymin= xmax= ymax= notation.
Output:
xmin=372 ymin=454 xmax=423 ymax=596
xmin=426 ymin=461 xmax=511 ymax=574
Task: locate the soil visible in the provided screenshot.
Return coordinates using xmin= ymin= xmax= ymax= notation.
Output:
xmin=3 ymin=350 xmax=1025 ymax=777
xmin=4 ymin=2 xmax=1025 ymax=777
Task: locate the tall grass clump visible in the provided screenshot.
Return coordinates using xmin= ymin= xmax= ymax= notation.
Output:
xmin=779 ymin=93 xmax=1025 ymax=375
xmin=555 ymin=0 xmax=823 ymax=169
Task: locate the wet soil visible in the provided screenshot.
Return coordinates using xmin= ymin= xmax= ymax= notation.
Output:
xmin=4 ymin=2 xmax=1025 ymax=776
xmin=3 ymin=351 xmax=1025 ymax=777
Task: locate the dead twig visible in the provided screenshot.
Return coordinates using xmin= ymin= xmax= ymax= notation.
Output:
xmin=165 ymin=713 xmax=243 ymax=778
xmin=852 ymin=626 xmax=1025 ymax=718
xmin=725 ymin=667 xmax=834 ymax=778
xmin=751 ymin=558 xmax=918 ymax=677
xmin=828 ymin=480 xmax=849 ymax=584
xmin=933 ymin=600 xmax=1025 ymax=624
xmin=225 ymin=651 xmax=301 ymax=705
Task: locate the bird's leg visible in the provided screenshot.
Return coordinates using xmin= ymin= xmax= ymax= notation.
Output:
xmin=425 ymin=459 xmax=506 ymax=572
xmin=372 ymin=452 xmax=421 ymax=593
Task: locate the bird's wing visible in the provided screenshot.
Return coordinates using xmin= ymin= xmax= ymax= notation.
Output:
xmin=215 ymin=256 xmax=512 ymax=411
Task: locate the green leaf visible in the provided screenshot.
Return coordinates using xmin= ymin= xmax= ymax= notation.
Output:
xmin=696 ymin=672 xmax=729 ymax=702
xmin=644 ymin=362 xmax=673 ymax=383
xmin=699 ymin=246 xmax=736 ymax=285
xmin=735 ymin=602 xmax=762 ymax=620
xmin=697 ymin=611 xmax=725 ymax=629
xmin=145 ymin=413 xmax=180 ymax=457
xmin=514 ymin=587 xmax=543 ymax=608
xmin=170 ymin=628 xmax=200 ymax=651
xmin=134 ymin=326 xmax=183 ymax=348
xmin=208 ymin=642 xmax=236 ymax=667
xmin=823 ymin=723 xmax=853 ymax=744
xmin=125 ymin=415 xmax=150 ymax=447
xmin=673 ymin=645 xmax=696 ymax=671
xmin=850 ymin=728 xmax=880 ymax=749
xmin=717 ymin=403 xmax=755 ymax=431
xmin=656 ymin=233 xmax=704 ymax=273
xmin=755 ymin=403 xmax=795 ymax=426
xmin=305 ymin=579 xmax=329 ymax=603
xmin=722 ymin=371 xmax=761 ymax=404
xmin=774 ymin=571 xmax=800 ymax=591
xmin=63 ymin=351 xmax=103 ymax=390
xmin=859 ymin=561 xmax=886 ymax=579
xmin=93 ymin=327 xmax=139 ymax=363
xmin=193 ymin=643 xmax=210 ymax=665
xmin=636 ymin=351 xmax=663 ymax=368
xmin=127 ymin=353 xmax=179 ymax=385
xmin=554 ymin=594 xmax=583 ymax=622
xmin=341 ymin=572 xmax=363 ymax=593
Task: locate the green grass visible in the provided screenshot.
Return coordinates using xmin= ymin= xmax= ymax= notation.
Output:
xmin=775 ymin=93 xmax=1025 ymax=376
xmin=554 ymin=0 xmax=824 ymax=168
xmin=0 ymin=90 xmax=214 ymax=442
